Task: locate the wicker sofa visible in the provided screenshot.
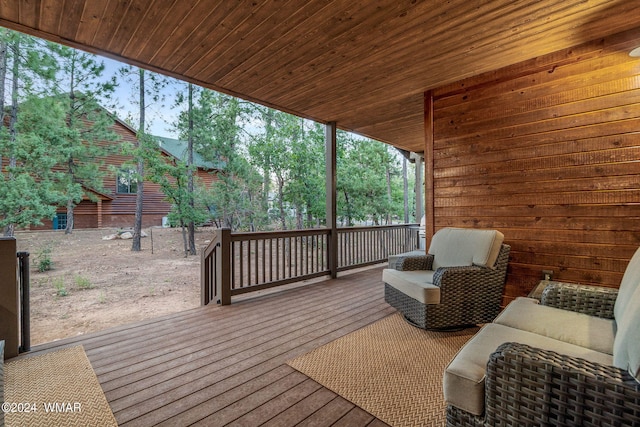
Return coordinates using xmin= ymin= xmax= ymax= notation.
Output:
xmin=383 ymin=227 xmax=510 ymax=329
xmin=444 ymin=247 xmax=640 ymax=426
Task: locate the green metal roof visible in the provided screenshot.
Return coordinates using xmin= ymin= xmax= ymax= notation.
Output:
xmin=153 ymin=135 xmax=223 ymax=170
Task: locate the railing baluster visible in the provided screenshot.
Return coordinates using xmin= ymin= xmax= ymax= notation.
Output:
xmin=201 ymin=225 xmax=418 ymax=304
xmin=269 ymin=238 xmax=273 ymax=283
xmin=276 ymin=238 xmax=280 ymax=281
xmin=288 ymin=237 xmax=292 ymax=278
xmin=231 ymin=240 xmax=236 ymax=290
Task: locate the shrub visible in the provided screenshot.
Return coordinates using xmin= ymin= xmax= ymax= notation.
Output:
xmin=53 ymin=278 xmax=68 ymax=297
xmin=74 ymin=275 xmax=93 ymax=290
xmin=36 ymin=246 xmax=53 ymax=272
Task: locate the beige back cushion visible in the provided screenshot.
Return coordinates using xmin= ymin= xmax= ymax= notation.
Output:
xmin=613 ymin=285 xmax=640 ymax=381
xmin=428 ymin=228 xmax=504 ymax=270
xmin=613 ymin=246 xmax=640 ymax=321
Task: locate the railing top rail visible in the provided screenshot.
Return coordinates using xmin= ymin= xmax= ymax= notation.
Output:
xmin=228 ymin=223 xmax=421 ymax=240
xmin=336 ymin=223 xmax=420 ymax=232
xmin=202 ymin=228 xmax=225 ymax=258
xmin=230 ymin=228 xmax=331 ymax=240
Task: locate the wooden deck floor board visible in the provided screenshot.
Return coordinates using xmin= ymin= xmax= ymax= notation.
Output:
xmin=296 ymin=396 xmax=356 ymax=427
xmin=261 ymin=386 xmax=339 ymax=427
xmin=151 ymin=366 xmax=298 ymax=427
xmin=89 ymin=281 xmax=347 ymax=366
xmin=28 ymin=267 xmax=395 ymax=426
xmin=222 ymin=378 xmax=324 ymax=427
xmin=334 ymin=407 xmax=377 ymax=427
xmin=105 ymin=293 xmax=388 ymax=404
xmin=110 ymin=300 xmax=393 ymax=421
xmin=97 ymin=282 xmax=378 ymax=382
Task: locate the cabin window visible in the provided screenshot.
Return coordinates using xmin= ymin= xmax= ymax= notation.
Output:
xmin=53 ymin=213 xmax=67 ymax=230
xmin=117 ymin=169 xmax=138 ymax=194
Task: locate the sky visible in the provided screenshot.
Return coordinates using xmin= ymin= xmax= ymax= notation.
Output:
xmin=100 ymin=56 xmax=184 ymax=139
xmin=91 ymin=47 xmax=381 ymax=148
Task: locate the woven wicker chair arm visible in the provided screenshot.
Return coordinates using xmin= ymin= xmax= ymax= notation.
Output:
xmin=432 ymin=265 xmax=486 ymax=290
xmin=540 ymin=281 xmax=618 ymax=319
xmin=394 ymin=255 xmax=434 ymax=271
xmin=484 ymin=342 xmax=640 ymax=426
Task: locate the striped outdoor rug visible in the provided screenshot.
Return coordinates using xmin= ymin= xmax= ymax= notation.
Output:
xmin=4 ymin=345 xmax=117 ymax=427
xmin=288 ymin=313 xmax=479 ymax=427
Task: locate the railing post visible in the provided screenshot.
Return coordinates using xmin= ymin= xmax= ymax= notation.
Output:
xmin=17 ymin=251 xmax=30 ymax=353
xmin=0 ymin=237 xmax=18 ymax=359
xmin=325 ymin=121 xmax=338 ymax=278
xmin=201 ymin=242 xmax=212 ymax=306
xmin=217 ymin=228 xmax=232 ymax=305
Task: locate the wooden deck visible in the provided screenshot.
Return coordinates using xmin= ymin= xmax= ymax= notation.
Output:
xmin=27 ymin=266 xmax=396 ymax=426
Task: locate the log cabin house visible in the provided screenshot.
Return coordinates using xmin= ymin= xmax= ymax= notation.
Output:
xmin=1 ymin=2 xmax=640 ymax=425
xmin=30 ymin=118 xmax=220 ymax=230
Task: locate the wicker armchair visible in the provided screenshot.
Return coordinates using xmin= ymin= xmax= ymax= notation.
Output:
xmin=447 ymin=341 xmax=640 ymax=427
xmin=540 ymin=280 xmax=618 ymax=318
xmin=383 ymin=228 xmax=510 ymax=329
xmin=445 ymin=271 xmax=640 ymax=427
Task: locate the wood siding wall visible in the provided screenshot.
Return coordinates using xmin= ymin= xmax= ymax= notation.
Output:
xmin=427 ymin=28 xmax=640 ymax=303
xmin=100 ymin=122 xmax=170 ymax=221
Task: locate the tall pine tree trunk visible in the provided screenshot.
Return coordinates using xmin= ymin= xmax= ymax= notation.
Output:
xmin=277 ymin=176 xmax=286 ymax=230
xmin=132 ymin=69 xmax=145 ymax=251
xmin=187 ymin=83 xmax=196 ymax=255
xmin=385 ymin=160 xmax=392 ymax=225
xmin=403 ymin=157 xmax=409 ymax=223
xmin=64 ymin=57 xmax=76 ymax=235
xmin=296 ymin=206 xmax=303 ymax=230
xmin=4 ymin=38 xmax=19 ymax=236
xmin=0 ymin=35 xmax=7 ymax=170
xmin=65 ymin=197 xmax=75 ymax=234
xmin=181 ymin=223 xmax=188 ymax=257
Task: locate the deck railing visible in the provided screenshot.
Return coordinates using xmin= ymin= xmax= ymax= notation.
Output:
xmin=202 ymin=224 xmax=419 ymax=305
xmin=337 ymin=225 xmax=419 ymax=272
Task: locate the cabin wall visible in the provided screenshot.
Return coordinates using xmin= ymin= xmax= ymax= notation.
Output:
xmin=427 ymin=28 xmax=640 ymax=303
xmin=98 ymin=122 xmax=172 ymax=226
xmin=6 ymin=116 xmax=219 ymax=231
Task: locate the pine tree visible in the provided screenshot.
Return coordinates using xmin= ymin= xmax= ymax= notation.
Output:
xmin=48 ymin=44 xmax=118 ymax=234
xmin=118 ymin=66 xmax=169 ymax=251
xmin=0 ymin=31 xmax=61 ymax=235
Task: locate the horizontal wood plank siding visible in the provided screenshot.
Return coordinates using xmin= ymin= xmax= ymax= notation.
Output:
xmin=99 ymin=121 xmax=171 ymax=219
xmin=429 ymin=29 xmax=640 ymax=302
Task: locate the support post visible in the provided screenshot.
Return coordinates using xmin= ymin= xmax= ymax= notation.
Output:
xmin=0 ymin=237 xmax=18 ymax=359
xmin=217 ymin=228 xmax=232 ymax=305
xmin=411 ymin=152 xmax=424 ymax=223
xmin=424 ymin=91 xmax=435 ymax=243
xmin=325 ymin=121 xmax=338 ymax=278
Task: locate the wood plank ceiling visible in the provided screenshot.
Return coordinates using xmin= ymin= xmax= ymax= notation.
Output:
xmin=1 ymin=0 xmax=640 ymax=153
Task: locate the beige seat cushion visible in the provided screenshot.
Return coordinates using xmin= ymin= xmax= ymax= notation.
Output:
xmin=429 ymin=228 xmax=504 ymax=270
xmin=443 ymin=323 xmax=613 ymax=416
xmin=382 ymin=268 xmax=440 ymax=304
xmin=494 ymin=297 xmax=615 ymax=355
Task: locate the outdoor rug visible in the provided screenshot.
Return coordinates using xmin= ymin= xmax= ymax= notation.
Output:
xmin=4 ymin=345 xmax=117 ymax=427
xmin=287 ymin=313 xmax=479 ymax=427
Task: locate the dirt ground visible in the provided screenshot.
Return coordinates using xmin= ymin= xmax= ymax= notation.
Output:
xmin=15 ymin=227 xmax=214 ymax=346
